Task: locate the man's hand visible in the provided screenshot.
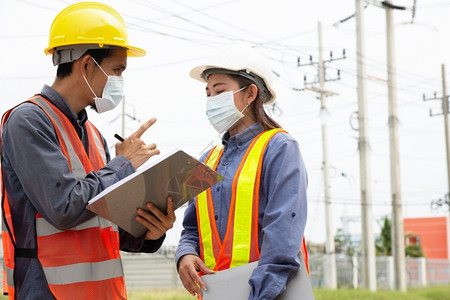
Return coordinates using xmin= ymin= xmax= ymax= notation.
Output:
xmin=178 ymin=254 xmax=214 ymax=297
xmin=115 ymin=118 xmax=160 ymax=169
xmin=135 ymin=195 xmax=176 ymax=240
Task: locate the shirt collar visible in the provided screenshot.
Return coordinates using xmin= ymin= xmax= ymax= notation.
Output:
xmin=222 ymin=123 xmax=264 ymax=149
xmin=40 ymin=85 xmax=88 ymax=126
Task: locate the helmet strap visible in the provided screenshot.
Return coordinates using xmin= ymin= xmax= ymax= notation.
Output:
xmin=52 ymin=44 xmax=124 ymax=66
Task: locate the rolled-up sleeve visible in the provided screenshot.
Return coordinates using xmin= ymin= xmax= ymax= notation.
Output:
xmin=248 ymin=134 xmax=308 ymax=300
xmin=174 ymin=198 xmax=200 ymax=268
xmin=175 ymin=150 xmax=208 ymax=267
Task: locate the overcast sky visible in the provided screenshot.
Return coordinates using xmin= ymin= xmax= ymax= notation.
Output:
xmin=1 ymin=0 xmax=450 ymax=245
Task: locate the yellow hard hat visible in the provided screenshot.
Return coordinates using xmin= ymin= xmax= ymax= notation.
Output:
xmin=44 ymin=2 xmax=145 ymax=65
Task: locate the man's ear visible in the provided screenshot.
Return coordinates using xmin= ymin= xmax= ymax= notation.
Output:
xmin=77 ymin=55 xmax=93 ymax=77
xmin=246 ymin=84 xmax=258 ymax=104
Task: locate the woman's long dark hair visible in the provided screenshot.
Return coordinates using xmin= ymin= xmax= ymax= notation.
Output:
xmin=230 ymin=74 xmax=282 ymax=130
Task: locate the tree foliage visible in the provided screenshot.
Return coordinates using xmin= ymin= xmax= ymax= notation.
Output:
xmin=375 ymin=216 xmax=424 ymax=257
xmin=405 ymin=244 xmax=424 ymax=257
xmin=334 ymin=228 xmax=356 ymax=256
xmin=376 ymin=216 xmax=392 ymax=256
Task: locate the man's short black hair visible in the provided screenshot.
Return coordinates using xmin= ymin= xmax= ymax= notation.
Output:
xmin=56 ymin=48 xmax=114 ymax=79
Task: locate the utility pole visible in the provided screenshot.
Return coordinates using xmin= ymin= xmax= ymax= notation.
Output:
xmin=318 ymin=21 xmax=337 ymax=290
xmin=425 ymin=65 xmax=450 ymax=216
xmin=355 ymin=0 xmax=377 ymax=291
xmin=119 ymin=96 xmax=141 ymax=138
xmin=121 ymin=95 xmax=126 ymax=137
xmin=297 ymin=22 xmax=344 ymax=289
xmin=385 ymin=0 xmax=406 ymax=292
xmin=441 ymin=65 xmax=450 ymax=219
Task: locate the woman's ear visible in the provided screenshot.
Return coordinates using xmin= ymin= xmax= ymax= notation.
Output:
xmin=246 ymin=84 xmax=258 ymax=104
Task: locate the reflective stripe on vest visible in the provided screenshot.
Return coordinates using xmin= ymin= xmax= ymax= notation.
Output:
xmin=1 ymin=96 xmax=126 ymax=299
xmin=35 ymin=215 xmax=117 ymax=236
xmin=197 ymin=145 xmax=224 ymax=269
xmin=30 ymin=97 xmax=94 ymax=178
xmin=197 ymin=129 xmax=283 ymax=271
xmin=1 ymin=221 xmax=15 ymax=298
xmin=43 ymin=258 xmax=123 ymax=285
xmin=86 ymin=121 xmax=107 ymax=171
xmin=1 ymin=108 xmax=17 ymax=298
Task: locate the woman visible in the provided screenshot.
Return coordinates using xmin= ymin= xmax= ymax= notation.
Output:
xmin=175 ymin=44 xmax=308 ymax=299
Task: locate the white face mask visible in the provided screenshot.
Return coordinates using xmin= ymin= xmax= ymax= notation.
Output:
xmin=205 ymin=86 xmax=249 ymax=134
xmin=83 ymin=57 xmax=124 ymax=114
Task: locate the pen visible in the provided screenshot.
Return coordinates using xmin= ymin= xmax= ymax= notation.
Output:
xmin=114 ymin=133 xmax=124 ymax=142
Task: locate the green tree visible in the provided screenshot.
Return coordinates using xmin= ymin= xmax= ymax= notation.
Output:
xmin=375 ymin=216 xmax=424 ymax=257
xmin=375 ymin=216 xmax=391 ymax=256
xmin=405 ymin=244 xmax=424 ymax=257
xmin=404 ymin=233 xmax=424 ymax=257
xmin=334 ymin=228 xmax=355 ymax=256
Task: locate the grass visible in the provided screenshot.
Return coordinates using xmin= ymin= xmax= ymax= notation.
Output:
xmin=313 ymin=285 xmax=450 ymax=300
xmin=125 ymin=285 xmax=450 ymax=300
xmin=1 ymin=286 xmax=448 ymax=299
xmin=128 ymin=289 xmax=193 ymax=300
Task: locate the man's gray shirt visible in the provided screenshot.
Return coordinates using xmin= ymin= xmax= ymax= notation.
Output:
xmin=1 ymin=85 xmax=163 ymax=299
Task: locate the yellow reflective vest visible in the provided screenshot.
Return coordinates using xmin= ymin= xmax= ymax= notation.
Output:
xmin=196 ymin=128 xmax=309 ymax=274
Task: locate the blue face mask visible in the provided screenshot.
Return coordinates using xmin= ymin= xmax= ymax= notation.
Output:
xmin=82 ymin=57 xmax=124 ymax=114
xmin=205 ymin=86 xmax=249 ymax=134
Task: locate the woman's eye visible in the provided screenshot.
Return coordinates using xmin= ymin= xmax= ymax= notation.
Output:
xmin=216 ymin=90 xmax=225 ymax=95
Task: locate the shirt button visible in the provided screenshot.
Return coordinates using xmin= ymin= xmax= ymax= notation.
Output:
xmin=215 ymin=215 xmax=218 ymax=220
xmin=223 ymin=162 xmax=229 ymax=166
xmin=216 ymin=187 xmax=220 ymax=192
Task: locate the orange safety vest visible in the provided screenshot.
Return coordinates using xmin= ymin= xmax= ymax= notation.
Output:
xmin=196 ymin=129 xmax=309 ymax=273
xmin=1 ymin=96 xmax=126 ymax=299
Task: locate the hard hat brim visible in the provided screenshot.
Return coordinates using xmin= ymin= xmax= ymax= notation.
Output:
xmin=44 ymin=44 xmax=146 ymax=57
xmin=190 ymin=65 xmax=210 ymax=83
xmin=126 ymin=45 xmax=146 ymax=57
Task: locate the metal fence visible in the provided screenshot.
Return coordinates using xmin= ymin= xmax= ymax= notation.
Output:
xmin=122 ymin=253 xmax=450 ymax=291
xmin=1 ymin=253 xmax=448 ymax=291
xmin=121 ymin=252 xmax=183 ymax=290
xmin=308 ymin=254 xmax=450 ymax=290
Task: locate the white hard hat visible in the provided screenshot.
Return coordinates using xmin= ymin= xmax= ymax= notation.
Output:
xmin=190 ymin=44 xmax=276 ymax=104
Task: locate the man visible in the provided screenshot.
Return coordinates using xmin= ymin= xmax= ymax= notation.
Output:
xmin=0 ymin=2 xmax=175 ymax=299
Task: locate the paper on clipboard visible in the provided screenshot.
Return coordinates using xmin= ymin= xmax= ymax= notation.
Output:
xmin=87 ymin=149 xmax=224 ymax=237
xmin=201 ymin=252 xmax=315 ymax=300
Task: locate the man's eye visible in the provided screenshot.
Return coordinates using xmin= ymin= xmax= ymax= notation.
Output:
xmin=216 ymin=90 xmax=225 ymax=94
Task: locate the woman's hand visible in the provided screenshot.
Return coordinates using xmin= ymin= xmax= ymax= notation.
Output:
xmin=178 ymin=254 xmax=214 ymax=297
